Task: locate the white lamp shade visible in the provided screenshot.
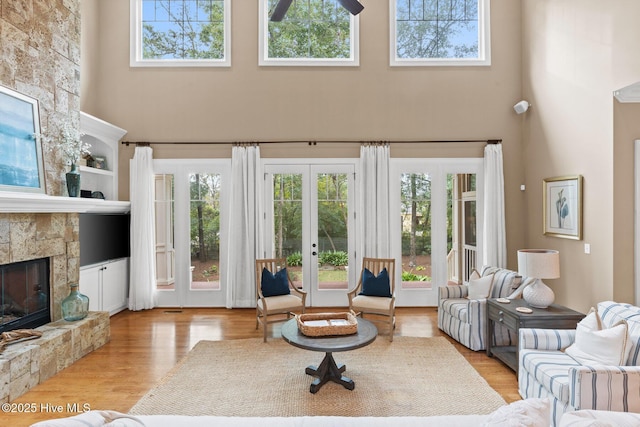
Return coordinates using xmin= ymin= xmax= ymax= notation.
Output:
xmin=517 ymin=249 xmax=560 ymax=279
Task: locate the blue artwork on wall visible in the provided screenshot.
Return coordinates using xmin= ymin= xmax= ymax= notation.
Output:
xmin=0 ymin=85 xmax=45 ymax=193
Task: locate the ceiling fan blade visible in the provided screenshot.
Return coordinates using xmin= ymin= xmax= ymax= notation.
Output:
xmin=270 ymin=0 xmax=294 ymax=22
xmin=336 ymin=0 xmax=364 ymax=15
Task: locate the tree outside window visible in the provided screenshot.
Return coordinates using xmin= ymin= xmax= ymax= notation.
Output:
xmin=391 ymin=0 xmax=490 ymax=66
xmin=260 ymin=0 xmax=359 ymax=66
xmin=131 ymin=0 xmax=230 ymax=67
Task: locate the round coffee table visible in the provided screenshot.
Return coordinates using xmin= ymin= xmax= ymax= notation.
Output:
xmin=281 ymin=317 xmax=377 ymax=393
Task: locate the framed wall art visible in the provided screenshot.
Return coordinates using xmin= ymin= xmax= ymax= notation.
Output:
xmin=0 ymin=85 xmax=45 ymax=193
xmin=543 ymin=175 xmax=583 ymax=240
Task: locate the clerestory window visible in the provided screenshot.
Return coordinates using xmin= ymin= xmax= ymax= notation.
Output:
xmin=259 ymin=0 xmax=359 ymax=66
xmin=130 ymin=0 xmax=231 ymax=67
xmin=390 ymin=0 xmax=490 ymax=66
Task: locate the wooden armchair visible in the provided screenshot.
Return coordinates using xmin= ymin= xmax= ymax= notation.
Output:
xmin=255 ymin=258 xmax=306 ymax=342
xmin=347 ymin=257 xmax=396 ymax=341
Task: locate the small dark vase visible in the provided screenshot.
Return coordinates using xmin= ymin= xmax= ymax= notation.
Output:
xmin=66 ymin=163 xmax=80 ymax=197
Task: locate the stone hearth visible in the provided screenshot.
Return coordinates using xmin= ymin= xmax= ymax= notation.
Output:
xmin=0 ymin=312 xmax=110 ymax=402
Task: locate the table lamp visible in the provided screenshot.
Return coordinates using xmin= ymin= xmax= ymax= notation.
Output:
xmin=517 ymin=249 xmax=560 ymax=308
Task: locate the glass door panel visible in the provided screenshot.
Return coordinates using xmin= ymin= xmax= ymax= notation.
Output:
xmin=447 ymin=173 xmax=478 ymax=285
xmin=155 ymin=174 xmax=175 ymax=290
xmin=316 ymin=172 xmax=349 ymax=291
xmin=462 ymin=174 xmax=477 ymax=282
xmin=399 ymin=173 xmax=432 ymax=290
xmin=446 ymin=174 xmax=458 ymax=284
xmin=189 ymin=173 xmax=222 ymax=291
xmin=272 ymin=173 xmax=304 ymax=289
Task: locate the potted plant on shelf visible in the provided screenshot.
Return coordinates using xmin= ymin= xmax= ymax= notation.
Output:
xmin=37 ymin=119 xmax=91 ymax=197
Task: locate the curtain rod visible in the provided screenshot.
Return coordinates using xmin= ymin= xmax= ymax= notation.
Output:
xmin=121 ymin=139 xmax=501 ymax=146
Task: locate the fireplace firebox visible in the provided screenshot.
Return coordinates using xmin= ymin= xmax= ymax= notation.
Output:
xmin=0 ymin=257 xmax=50 ymax=333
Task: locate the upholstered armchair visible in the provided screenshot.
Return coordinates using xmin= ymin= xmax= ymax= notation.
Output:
xmin=438 ymin=266 xmax=531 ymax=351
xmin=255 ymin=258 xmax=306 ymax=342
xmin=519 ymin=301 xmax=640 ymax=426
xmin=348 ymin=257 xmax=396 ymax=342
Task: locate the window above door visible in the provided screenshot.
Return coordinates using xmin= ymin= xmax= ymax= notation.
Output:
xmin=130 ymin=0 xmax=231 ymax=67
xmin=390 ymin=0 xmax=491 ymax=66
xmin=259 ymin=0 xmax=360 ymax=66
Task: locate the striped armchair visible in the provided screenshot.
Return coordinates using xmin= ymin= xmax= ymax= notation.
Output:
xmin=519 ymin=301 xmax=640 ymax=426
xmin=438 ymin=266 xmax=531 ymax=351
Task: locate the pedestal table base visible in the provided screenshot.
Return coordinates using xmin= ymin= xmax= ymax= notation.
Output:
xmin=305 ymin=351 xmax=354 ymax=393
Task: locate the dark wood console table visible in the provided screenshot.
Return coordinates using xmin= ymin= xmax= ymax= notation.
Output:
xmin=486 ymin=298 xmax=584 ymax=373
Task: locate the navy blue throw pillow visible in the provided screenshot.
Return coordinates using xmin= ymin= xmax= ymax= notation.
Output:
xmin=261 ymin=267 xmax=291 ymax=297
xmin=359 ymin=267 xmax=391 ymax=297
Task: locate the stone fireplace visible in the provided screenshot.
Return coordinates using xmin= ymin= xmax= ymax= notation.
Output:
xmin=0 ymin=0 xmax=114 ymax=404
xmin=0 ymin=209 xmax=110 ymax=403
xmin=0 ymin=212 xmax=80 ymax=322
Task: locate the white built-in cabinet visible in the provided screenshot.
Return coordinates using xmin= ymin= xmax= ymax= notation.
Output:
xmin=80 ymin=258 xmax=129 ymax=315
xmin=77 ymin=113 xmax=130 ymax=315
xmin=79 ymin=112 xmax=127 ymax=201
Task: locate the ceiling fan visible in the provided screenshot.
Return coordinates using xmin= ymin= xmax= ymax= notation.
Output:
xmin=270 ymin=0 xmax=364 ymax=22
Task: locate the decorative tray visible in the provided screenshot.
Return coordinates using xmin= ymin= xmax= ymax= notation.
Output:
xmin=297 ymin=311 xmax=358 ymax=337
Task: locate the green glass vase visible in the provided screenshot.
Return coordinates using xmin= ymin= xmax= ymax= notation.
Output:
xmin=61 ymin=284 xmax=89 ymax=321
xmin=66 ymin=163 xmax=80 ymax=197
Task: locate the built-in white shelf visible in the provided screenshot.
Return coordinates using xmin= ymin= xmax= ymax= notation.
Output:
xmin=80 ymin=112 xmax=127 ymax=200
xmin=80 ymin=165 xmax=114 ymax=177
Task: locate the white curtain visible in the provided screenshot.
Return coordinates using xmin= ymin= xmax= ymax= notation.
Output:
xmin=359 ymin=143 xmax=391 ymax=259
xmin=129 ymin=146 xmax=157 ymax=310
xmin=226 ymin=144 xmax=264 ymax=308
xmin=482 ymin=143 xmax=507 ymax=268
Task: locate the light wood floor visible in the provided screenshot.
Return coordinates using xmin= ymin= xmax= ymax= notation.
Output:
xmin=5 ymin=307 xmax=519 ymax=426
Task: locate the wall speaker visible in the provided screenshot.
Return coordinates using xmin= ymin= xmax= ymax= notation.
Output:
xmin=513 ymin=100 xmax=530 ymax=115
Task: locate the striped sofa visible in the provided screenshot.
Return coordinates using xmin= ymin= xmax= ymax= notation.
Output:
xmin=519 ymin=301 xmax=640 ymax=426
xmin=438 ymin=266 xmax=532 ymax=351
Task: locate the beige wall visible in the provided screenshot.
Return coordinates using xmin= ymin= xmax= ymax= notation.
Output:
xmin=521 ymin=0 xmax=640 ymax=312
xmin=80 ymin=0 xmax=99 ymax=114
xmin=613 ymin=100 xmax=640 ymax=303
xmin=84 ymin=0 xmax=528 ymax=268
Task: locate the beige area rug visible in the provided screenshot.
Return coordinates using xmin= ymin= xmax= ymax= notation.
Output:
xmin=129 ymin=336 xmax=506 ymax=417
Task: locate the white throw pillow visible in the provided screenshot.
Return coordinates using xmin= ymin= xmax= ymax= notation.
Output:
xmin=564 ymin=307 xmax=631 ymax=366
xmin=560 ymin=409 xmax=640 ymax=427
xmin=30 ymin=411 xmax=144 ymax=427
xmin=481 ymin=398 xmax=550 ymax=427
xmin=467 ymin=272 xmax=494 ymax=299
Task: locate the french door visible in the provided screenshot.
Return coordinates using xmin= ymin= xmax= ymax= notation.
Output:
xmin=263 ymin=162 xmax=356 ymax=306
xmin=390 ymin=158 xmax=483 ymax=307
xmin=153 ymin=160 xmax=229 ymax=307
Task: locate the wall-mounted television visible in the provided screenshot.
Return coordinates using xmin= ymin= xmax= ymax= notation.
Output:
xmin=79 ymin=213 xmax=130 ymax=266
